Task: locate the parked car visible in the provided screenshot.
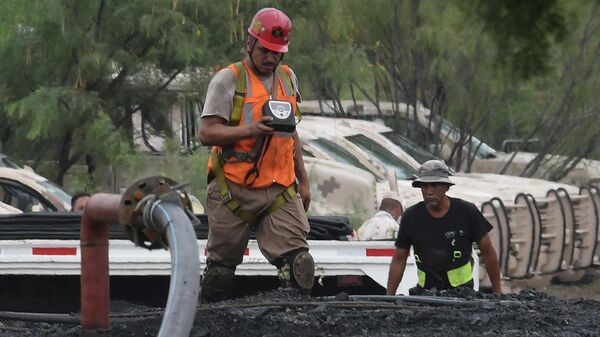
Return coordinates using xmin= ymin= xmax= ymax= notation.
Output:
xmin=298 ymin=100 xmax=600 ymax=186
xmin=0 ymin=167 xmax=72 ymax=212
xmin=0 ymin=201 xmax=21 ymax=214
xmin=297 ymin=116 xmax=580 ymax=207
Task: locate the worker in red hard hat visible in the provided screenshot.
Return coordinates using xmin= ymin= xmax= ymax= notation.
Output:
xmin=199 ymin=8 xmax=314 ymax=303
xmin=248 ymin=7 xmax=291 ymax=50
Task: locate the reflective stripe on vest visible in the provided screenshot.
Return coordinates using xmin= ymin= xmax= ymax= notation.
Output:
xmin=417 ymin=268 xmax=426 ymax=288
xmin=207 ymin=59 xmax=299 ymax=188
xmin=447 ymin=261 xmax=472 ymax=287
xmin=415 ymin=260 xmax=472 ymax=288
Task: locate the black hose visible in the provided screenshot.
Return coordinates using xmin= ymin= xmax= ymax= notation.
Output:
xmin=0 ymin=309 xmax=164 ymax=324
xmin=0 ymin=311 xmax=80 ymax=324
xmin=326 ymin=294 xmax=475 ymax=306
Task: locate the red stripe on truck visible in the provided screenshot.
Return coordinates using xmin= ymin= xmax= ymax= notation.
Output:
xmin=32 ymin=247 xmax=77 ymax=256
xmin=365 ymin=248 xmax=395 ymax=257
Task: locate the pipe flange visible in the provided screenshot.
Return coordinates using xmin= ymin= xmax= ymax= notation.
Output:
xmin=118 ymin=176 xmax=193 ymax=249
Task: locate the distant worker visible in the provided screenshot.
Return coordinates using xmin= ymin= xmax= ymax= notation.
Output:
xmin=198 ymin=8 xmax=313 ymax=303
xmin=357 ymin=191 xmax=403 ymax=240
xmin=386 ymin=160 xmax=502 ymax=294
xmin=71 ymin=191 xmax=91 ymax=212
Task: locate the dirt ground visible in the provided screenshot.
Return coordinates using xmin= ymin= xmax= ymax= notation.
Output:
xmin=541 ymin=271 xmax=600 ymax=302
xmin=1 ymin=282 xmax=600 ymax=337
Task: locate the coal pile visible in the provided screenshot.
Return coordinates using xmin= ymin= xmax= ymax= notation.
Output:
xmin=1 ymin=288 xmax=599 ymax=337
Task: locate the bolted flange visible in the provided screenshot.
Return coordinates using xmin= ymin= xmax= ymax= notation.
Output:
xmin=118 ymin=176 xmax=195 ymax=249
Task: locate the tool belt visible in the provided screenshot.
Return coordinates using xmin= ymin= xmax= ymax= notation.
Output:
xmin=209 ymin=150 xmax=297 ymax=226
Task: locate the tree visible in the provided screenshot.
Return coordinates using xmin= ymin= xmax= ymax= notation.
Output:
xmin=468 ymin=0 xmax=567 ymax=79
xmin=340 ymin=0 xmax=507 ymax=171
xmin=285 ymin=0 xmax=368 ymax=114
xmin=515 ymin=1 xmax=600 ymax=179
xmin=0 ymin=0 xmax=204 ymax=185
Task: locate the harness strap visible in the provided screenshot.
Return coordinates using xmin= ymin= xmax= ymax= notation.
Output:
xmin=276 ymin=65 xmax=302 ymax=122
xmin=210 ymin=150 xmax=297 ymax=226
xmin=230 ymin=61 xmax=246 ymax=126
xmin=258 ymin=183 xmax=297 ymax=221
xmin=221 ymin=62 xmax=249 ymax=162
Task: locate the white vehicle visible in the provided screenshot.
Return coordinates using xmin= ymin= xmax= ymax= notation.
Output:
xmin=404 ymin=108 xmax=600 ymax=186
xmin=298 ymin=100 xmax=600 ymax=186
xmin=469 ymin=147 xmax=600 ymax=187
xmin=0 ymin=201 xmax=21 ymax=214
xmin=297 ymin=116 xmax=578 ymax=206
xmin=0 ymin=167 xmax=72 ymax=212
xmin=303 ymin=157 xmax=377 ymax=225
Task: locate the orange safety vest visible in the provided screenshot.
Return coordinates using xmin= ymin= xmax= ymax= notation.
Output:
xmin=207 ymin=59 xmax=300 ymax=189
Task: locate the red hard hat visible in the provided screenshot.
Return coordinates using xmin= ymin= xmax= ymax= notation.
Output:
xmin=248 ymin=8 xmax=291 ymax=53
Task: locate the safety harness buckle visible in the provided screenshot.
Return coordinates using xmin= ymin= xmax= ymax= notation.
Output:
xmin=222 ymin=190 xmax=233 ymax=204
xmin=227 ymin=200 xmax=243 ymax=216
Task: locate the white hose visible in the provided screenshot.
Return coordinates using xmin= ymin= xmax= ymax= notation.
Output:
xmin=150 ymin=201 xmax=200 ymax=337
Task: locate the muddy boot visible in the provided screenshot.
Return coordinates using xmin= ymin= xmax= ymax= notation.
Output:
xmin=277 ymin=264 xmax=293 ymax=289
xmin=200 ymin=265 xmax=235 ymax=304
xmin=277 ymin=250 xmax=315 ymax=293
xmin=292 ymin=250 xmax=315 ymax=290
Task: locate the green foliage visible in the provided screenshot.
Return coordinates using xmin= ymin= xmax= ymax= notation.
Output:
xmin=109 ymin=147 xmax=210 ymax=204
xmin=7 ymin=88 xmax=100 ymax=140
xmin=0 ymin=0 xmax=204 ymax=185
xmin=467 ymin=0 xmax=567 ymax=79
xmin=1 ymin=0 xmax=599 ymax=191
xmin=187 ymin=148 xmax=211 ymax=202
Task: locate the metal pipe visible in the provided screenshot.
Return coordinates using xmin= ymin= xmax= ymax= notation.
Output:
xmin=80 ymin=193 xmax=122 ymax=337
xmin=148 ymin=200 xmax=200 ymax=337
xmin=80 ymin=180 xmax=199 ymax=337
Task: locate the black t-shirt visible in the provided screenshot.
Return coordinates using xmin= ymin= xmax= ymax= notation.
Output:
xmin=395 ymin=197 xmax=492 ymax=283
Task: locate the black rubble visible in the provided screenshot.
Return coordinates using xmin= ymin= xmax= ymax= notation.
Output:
xmin=1 ymin=288 xmax=599 ymax=337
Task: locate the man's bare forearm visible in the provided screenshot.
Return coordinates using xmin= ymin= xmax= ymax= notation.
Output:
xmin=199 ymin=115 xmax=274 ymax=147
xmin=478 ymin=235 xmax=502 ymax=293
xmin=483 ymin=251 xmax=502 ymax=293
xmin=386 ymin=250 xmax=408 ymax=295
xmin=199 ymin=123 xmax=251 ymax=146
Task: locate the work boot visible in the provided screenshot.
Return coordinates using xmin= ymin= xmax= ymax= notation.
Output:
xmin=277 ymin=250 xmax=315 ymax=292
xmin=292 ymin=250 xmax=315 ymax=290
xmin=277 ymin=264 xmax=293 ymax=289
xmin=199 ymin=266 xmax=235 ymax=304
